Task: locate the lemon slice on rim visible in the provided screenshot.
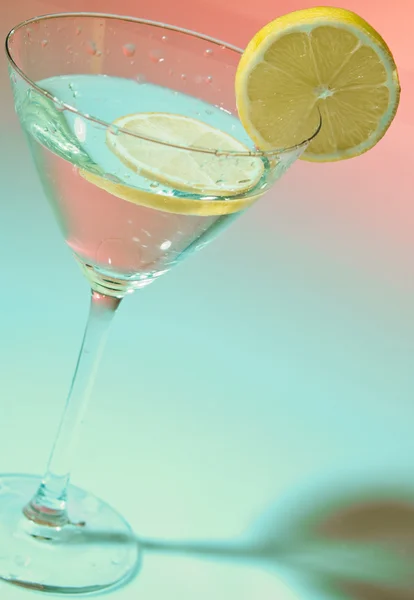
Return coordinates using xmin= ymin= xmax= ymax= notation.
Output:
xmin=79 ymin=113 xmax=265 ymax=216
xmin=235 ymin=6 xmax=400 ymax=161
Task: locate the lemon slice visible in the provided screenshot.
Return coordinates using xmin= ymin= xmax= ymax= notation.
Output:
xmin=106 ymin=112 xmax=264 ymax=195
xmin=79 ymin=168 xmax=263 ymax=216
xmin=236 ymin=6 xmax=400 ymax=161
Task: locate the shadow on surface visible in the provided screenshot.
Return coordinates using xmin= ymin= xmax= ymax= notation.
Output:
xmin=139 ymin=479 xmax=414 ymax=599
xmin=8 ymin=478 xmax=414 ymax=599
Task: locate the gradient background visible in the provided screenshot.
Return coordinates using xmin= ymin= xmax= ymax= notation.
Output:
xmin=1 ymin=1 xmax=414 ymax=599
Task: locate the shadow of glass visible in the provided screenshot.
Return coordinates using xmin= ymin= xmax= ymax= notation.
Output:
xmin=68 ymin=480 xmax=414 ymax=599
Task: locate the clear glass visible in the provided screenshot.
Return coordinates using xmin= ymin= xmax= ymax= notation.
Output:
xmin=4 ymin=12 xmax=320 ymax=595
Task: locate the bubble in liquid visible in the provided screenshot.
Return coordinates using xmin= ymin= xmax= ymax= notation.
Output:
xmin=41 ymin=39 xmax=48 ymax=48
xmin=14 ymin=555 xmax=31 ymax=568
xmin=76 ymin=26 xmax=82 ymax=35
xmin=122 ymin=43 xmax=136 ymax=57
xmin=86 ymin=40 xmax=98 ymax=55
xmin=161 ymin=35 xmax=168 ymax=42
xmin=74 ymin=117 xmax=86 ymax=142
xmin=204 ymin=48 xmax=213 ymax=57
xmin=149 ymin=49 xmax=164 ymax=63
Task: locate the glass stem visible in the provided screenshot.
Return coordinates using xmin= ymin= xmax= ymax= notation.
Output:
xmin=24 ymin=290 xmax=122 ymax=528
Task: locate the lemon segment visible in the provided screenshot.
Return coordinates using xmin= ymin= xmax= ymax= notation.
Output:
xmin=236 ymin=6 xmax=400 ymax=162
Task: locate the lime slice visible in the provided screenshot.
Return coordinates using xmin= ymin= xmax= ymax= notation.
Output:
xmin=235 ymin=6 xmax=400 ymax=161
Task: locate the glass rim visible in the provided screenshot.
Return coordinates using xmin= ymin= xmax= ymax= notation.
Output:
xmin=5 ymin=12 xmax=322 ymax=158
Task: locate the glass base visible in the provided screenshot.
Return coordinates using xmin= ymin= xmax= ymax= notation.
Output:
xmin=0 ymin=474 xmax=140 ymax=594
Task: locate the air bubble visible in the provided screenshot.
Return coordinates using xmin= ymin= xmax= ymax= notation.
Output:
xmin=41 ymin=39 xmax=48 ymax=48
xmin=161 ymin=35 xmax=168 ymax=42
xmin=14 ymin=555 xmax=31 ymax=568
xmin=149 ymin=49 xmax=164 ymax=63
xmin=86 ymin=40 xmax=98 ymax=55
xmin=122 ymin=43 xmax=136 ymax=57
xmin=204 ymin=48 xmax=213 ymax=57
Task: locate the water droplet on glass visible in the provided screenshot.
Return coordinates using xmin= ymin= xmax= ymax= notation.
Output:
xmin=41 ymin=39 xmax=48 ymax=48
xmin=161 ymin=35 xmax=168 ymax=42
xmin=160 ymin=240 xmax=172 ymax=250
xmin=180 ymin=73 xmax=187 ymax=81
xmin=205 ymin=75 xmax=213 ymax=84
xmin=68 ymin=82 xmax=79 ymax=99
xmin=122 ymin=43 xmax=136 ymax=57
xmin=149 ymin=49 xmax=164 ymax=63
xmin=76 ymin=26 xmax=82 ymax=35
xmin=204 ymin=48 xmax=213 ymax=57
xmin=108 ymin=124 xmax=120 ymax=136
xmin=55 ymin=99 xmax=65 ymax=112
xmin=135 ymin=74 xmax=147 ymax=85
xmin=86 ymin=40 xmax=97 ymax=55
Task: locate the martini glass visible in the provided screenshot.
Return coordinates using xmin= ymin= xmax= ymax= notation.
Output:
xmin=4 ymin=12 xmax=320 ymax=595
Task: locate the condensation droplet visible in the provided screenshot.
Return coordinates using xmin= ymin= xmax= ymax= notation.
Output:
xmin=55 ymin=99 xmax=65 ymax=112
xmin=108 ymin=124 xmax=120 ymax=136
xmin=41 ymin=39 xmax=48 ymax=48
xmin=161 ymin=35 xmax=168 ymax=42
xmin=86 ymin=40 xmax=97 ymax=55
xmin=122 ymin=43 xmax=136 ymax=57
xmin=76 ymin=26 xmax=82 ymax=35
xmin=149 ymin=49 xmax=164 ymax=63
xmin=204 ymin=48 xmax=213 ymax=57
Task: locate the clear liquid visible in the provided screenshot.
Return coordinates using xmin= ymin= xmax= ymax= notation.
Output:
xmin=17 ymin=74 xmax=266 ymax=295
